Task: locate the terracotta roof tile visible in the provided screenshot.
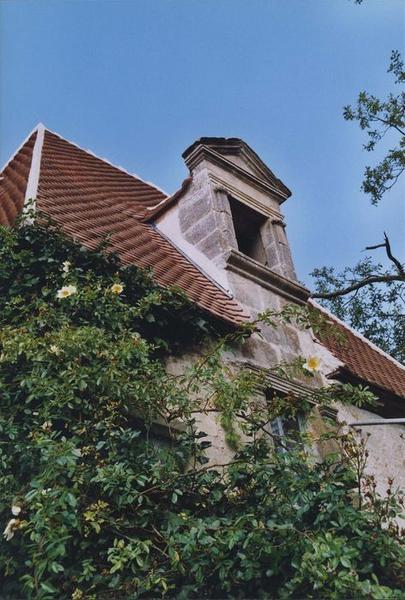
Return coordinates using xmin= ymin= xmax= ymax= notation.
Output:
xmin=0 ymin=132 xmax=37 ymax=226
xmin=0 ymin=127 xmax=247 ymax=326
xmin=312 ymin=301 xmax=405 ymax=399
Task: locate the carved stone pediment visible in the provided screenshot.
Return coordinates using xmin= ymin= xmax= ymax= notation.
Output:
xmin=182 ymin=137 xmax=291 ymax=204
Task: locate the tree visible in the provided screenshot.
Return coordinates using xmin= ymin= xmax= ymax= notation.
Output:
xmin=311 ymin=51 xmax=405 ymax=362
xmin=311 ymin=255 xmax=405 ymax=363
xmin=344 ymin=50 xmax=405 ymax=206
xmin=0 ymin=217 xmax=403 ymax=599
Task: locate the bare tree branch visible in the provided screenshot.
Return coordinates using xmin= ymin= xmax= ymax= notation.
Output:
xmin=364 ymin=243 xmax=386 ymax=251
xmin=365 ymin=233 xmax=404 ymax=275
xmin=313 ymin=234 xmax=405 ymax=300
xmin=383 ymin=232 xmax=405 ymax=276
xmin=312 ymin=274 xmax=404 ymax=300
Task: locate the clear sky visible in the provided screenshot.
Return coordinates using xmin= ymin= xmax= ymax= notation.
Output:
xmin=1 ymin=0 xmax=404 ymax=287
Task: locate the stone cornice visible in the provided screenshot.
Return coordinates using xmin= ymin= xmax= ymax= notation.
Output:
xmin=240 ymin=363 xmax=339 ymax=422
xmin=318 ymin=405 xmax=339 ymax=422
xmin=250 ymin=366 xmax=316 ymax=397
xmin=210 ymin=174 xmax=283 ymax=220
xmin=183 ymin=144 xmax=290 ymax=203
xmin=225 ymin=249 xmax=310 ymax=305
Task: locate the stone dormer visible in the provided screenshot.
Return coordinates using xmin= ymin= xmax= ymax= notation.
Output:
xmin=156 ymin=137 xmax=309 ymax=310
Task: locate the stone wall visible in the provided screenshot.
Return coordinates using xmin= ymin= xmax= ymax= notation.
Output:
xmin=157 ymin=139 xmax=404 ymax=496
xmin=337 ymin=404 xmax=405 ymax=496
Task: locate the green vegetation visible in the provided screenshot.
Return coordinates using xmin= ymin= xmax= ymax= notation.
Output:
xmin=344 ymin=50 xmax=405 ymax=206
xmin=0 ymin=217 xmax=403 ymax=599
xmin=312 ymin=51 xmax=404 ymax=362
xmin=311 ymin=258 xmax=404 ymax=363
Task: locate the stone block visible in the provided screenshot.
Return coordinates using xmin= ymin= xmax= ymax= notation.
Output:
xmin=239 ymin=335 xmax=282 ymax=369
xmin=180 ymin=195 xmax=212 ymax=229
xmin=227 ymin=271 xmax=267 ymax=311
xmin=196 ymin=230 xmax=229 ymax=260
xmin=182 ymin=212 xmax=218 ymax=245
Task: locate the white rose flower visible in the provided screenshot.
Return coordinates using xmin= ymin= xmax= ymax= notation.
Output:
xmin=303 ymin=356 xmax=321 ymax=373
xmin=3 ymin=518 xmax=19 ymax=541
xmin=110 ymin=283 xmax=124 ymax=295
xmin=56 ymin=285 xmax=77 ymax=299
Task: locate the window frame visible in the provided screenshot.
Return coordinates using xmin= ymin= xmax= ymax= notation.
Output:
xmin=228 ymin=195 xmax=268 ymax=265
xmin=269 ymin=412 xmax=306 ymax=453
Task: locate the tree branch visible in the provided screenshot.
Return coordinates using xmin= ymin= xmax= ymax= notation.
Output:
xmin=312 ymin=274 xmax=404 ymax=300
xmin=383 ymin=232 xmax=405 ymax=276
xmin=365 ymin=233 xmax=404 ymax=276
xmin=314 ymin=234 xmax=405 ymax=299
xmin=370 ymin=115 xmax=405 ymax=135
xmin=371 ymin=115 xmax=405 ymax=137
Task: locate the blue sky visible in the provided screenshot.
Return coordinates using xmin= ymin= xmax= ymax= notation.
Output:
xmin=1 ymin=0 xmax=404 ymax=286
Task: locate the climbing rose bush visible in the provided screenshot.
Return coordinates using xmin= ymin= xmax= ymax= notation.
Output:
xmin=0 ymin=219 xmax=403 ymax=599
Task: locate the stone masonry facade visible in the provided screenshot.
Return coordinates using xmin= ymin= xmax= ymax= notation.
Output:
xmin=156 ymin=137 xmax=405 ymax=497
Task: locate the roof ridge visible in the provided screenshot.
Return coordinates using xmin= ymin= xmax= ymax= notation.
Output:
xmin=144 ymin=177 xmax=193 ymax=221
xmin=42 ymin=125 xmax=170 ymax=198
xmin=0 ymin=122 xmax=44 ymax=175
xmin=24 ymin=125 xmax=45 ymax=212
xmin=309 ymin=299 xmax=405 ymax=372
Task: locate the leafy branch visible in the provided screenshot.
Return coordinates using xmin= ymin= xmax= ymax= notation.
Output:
xmin=343 ymin=50 xmax=405 ymax=205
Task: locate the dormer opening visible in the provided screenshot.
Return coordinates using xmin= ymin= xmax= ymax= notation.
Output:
xmin=229 ymin=196 xmax=267 ymax=264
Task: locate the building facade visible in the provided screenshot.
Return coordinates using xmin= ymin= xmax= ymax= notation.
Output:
xmin=1 ymin=125 xmax=404 ymax=495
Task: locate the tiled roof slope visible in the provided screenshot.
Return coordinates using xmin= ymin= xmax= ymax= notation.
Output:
xmin=312 ymin=301 xmax=405 ymax=399
xmin=1 ymin=126 xmax=403 ymax=398
xmin=0 ymin=126 xmax=247 ymax=326
xmin=0 ymin=131 xmax=37 ymax=227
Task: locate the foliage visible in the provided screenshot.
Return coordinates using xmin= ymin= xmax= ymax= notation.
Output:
xmin=343 ymin=50 xmax=405 ymax=205
xmin=311 ymin=258 xmax=405 ymax=363
xmin=312 ymin=49 xmax=404 ymax=359
xmin=0 ymin=219 xmax=404 ymax=599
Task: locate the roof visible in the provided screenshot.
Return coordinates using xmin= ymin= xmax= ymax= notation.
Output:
xmin=0 ymin=130 xmax=37 ymax=226
xmin=0 ymin=125 xmax=247 ymax=326
xmin=311 ymin=301 xmax=405 ymax=399
xmin=1 ymin=125 xmax=404 ymax=399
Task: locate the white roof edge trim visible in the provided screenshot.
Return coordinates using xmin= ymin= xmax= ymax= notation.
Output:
xmin=24 ymin=125 xmax=45 ymax=211
xmin=0 ymin=122 xmax=45 ymax=175
xmin=42 ymin=125 xmax=169 ymax=197
xmin=309 ymin=299 xmax=405 ymax=372
xmin=146 ymin=195 xmax=169 ymax=210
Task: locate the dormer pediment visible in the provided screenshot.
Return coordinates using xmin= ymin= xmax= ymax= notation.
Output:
xmin=182 ymin=137 xmax=291 ymax=204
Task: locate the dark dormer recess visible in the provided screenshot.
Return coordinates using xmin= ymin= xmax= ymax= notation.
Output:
xmin=229 ymin=196 xmax=267 ymax=265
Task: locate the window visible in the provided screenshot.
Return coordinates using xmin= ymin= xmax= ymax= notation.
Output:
xmin=270 ymin=414 xmax=304 ymax=452
xmin=229 ymin=197 xmax=267 ymax=264
xmin=265 ymin=388 xmax=305 ymax=452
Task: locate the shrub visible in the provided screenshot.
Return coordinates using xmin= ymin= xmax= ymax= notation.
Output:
xmin=0 ymin=220 xmax=403 ymax=599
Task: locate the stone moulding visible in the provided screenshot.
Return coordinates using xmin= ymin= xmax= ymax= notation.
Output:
xmin=318 ymin=405 xmax=339 ymax=422
xmin=183 ymin=144 xmax=290 ymax=203
xmin=225 ymin=249 xmax=310 ymax=305
xmin=210 ymin=173 xmax=283 ymax=220
xmin=243 ymin=363 xmax=339 ymax=422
